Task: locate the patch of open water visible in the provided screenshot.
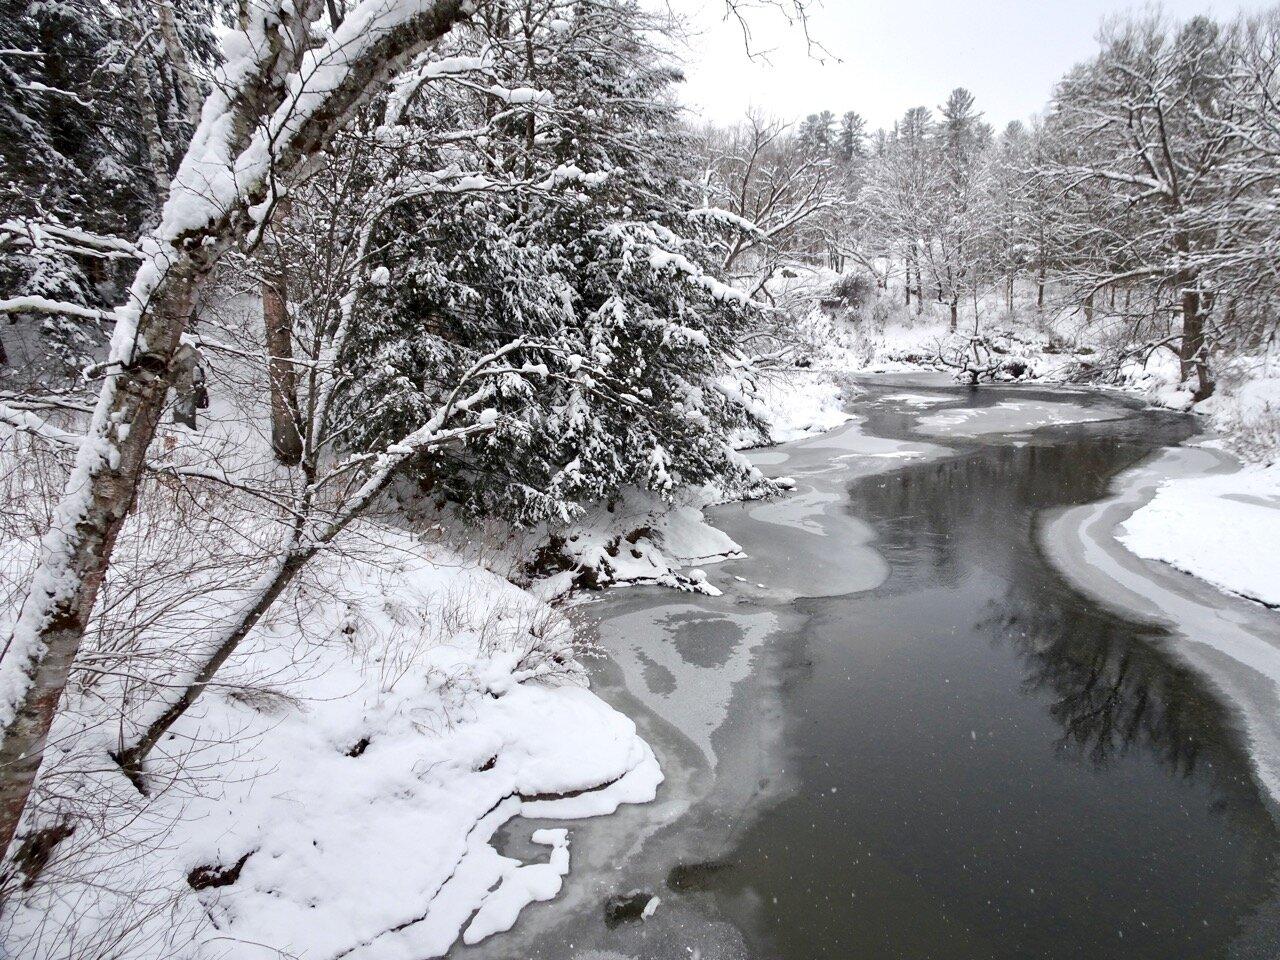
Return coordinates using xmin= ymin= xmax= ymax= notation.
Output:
xmin=466 ymin=379 xmax=1280 ymax=960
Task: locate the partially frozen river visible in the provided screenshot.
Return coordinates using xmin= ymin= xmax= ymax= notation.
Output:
xmin=470 ymin=377 xmax=1280 ymax=960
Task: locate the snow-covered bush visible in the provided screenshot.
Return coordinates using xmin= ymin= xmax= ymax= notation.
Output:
xmin=1198 ymin=351 xmax=1280 ymax=462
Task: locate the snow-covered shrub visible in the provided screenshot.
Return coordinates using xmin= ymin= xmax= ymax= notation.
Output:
xmin=1198 ymin=351 xmax=1280 ymax=462
xmin=522 ymin=485 xmax=745 ymax=595
xmin=826 ymin=271 xmax=876 ymax=308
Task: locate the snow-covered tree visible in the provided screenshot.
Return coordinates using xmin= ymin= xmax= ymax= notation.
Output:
xmin=697 ymin=112 xmax=842 ymax=292
xmin=0 ymin=0 xmax=477 ymax=867
xmin=323 ymin=0 xmax=768 ymax=528
xmin=1041 ymin=14 xmax=1235 ymax=396
xmin=0 ymin=0 xmax=216 ymax=375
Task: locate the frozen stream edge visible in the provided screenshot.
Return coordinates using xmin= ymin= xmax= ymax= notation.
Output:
xmin=466 ymin=381 xmax=1280 ymax=959
xmin=1041 ymin=441 xmax=1280 ymax=808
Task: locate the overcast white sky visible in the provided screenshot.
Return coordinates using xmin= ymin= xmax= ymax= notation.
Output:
xmin=671 ymin=0 xmax=1277 ymax=131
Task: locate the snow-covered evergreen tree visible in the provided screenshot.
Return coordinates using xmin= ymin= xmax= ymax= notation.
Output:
xmin=0 ymin=0 xmax=215 ymax=374
xmin=330 ymin=0 xmax=767 ymax=526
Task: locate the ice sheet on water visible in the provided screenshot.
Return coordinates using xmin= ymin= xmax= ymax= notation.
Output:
xmin=915 ymin=399 xmax=1124 ymax=437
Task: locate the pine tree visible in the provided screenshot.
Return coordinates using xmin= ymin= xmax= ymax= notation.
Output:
xmin=837 ymin=110 xmax=867 ymax=164
xmin=329 ymin=0 xmax=767 ymax=526
xmin=0 ymin=0 xmax=215 ymax=376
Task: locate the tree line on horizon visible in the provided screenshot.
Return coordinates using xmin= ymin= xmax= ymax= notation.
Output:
xmin=700 ymin=10 xmax=1280 ymax=398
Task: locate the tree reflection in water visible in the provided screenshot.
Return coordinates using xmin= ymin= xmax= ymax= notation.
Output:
xmin=850 ymin=428 xmax=1250 ymax=798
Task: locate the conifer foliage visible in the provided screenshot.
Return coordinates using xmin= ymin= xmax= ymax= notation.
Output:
xmin=314 ymin=0 xmax=767 ymax=525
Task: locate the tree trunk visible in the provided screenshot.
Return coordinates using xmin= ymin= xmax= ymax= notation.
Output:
xmin=0 ymin=265 xmax=198 ymax=858
xmin=156 ymin=1 xmax=203 ymax=129
xmin=1006 ymin=275 xmax=1013 ymax=313
xmin=263 ymin=271 xmax=302 ymax=465
xmin=125 ymin=0 xmax=171 ymax=196
xmin=1179 ymin=285 xmax=1214 ymax=400
xmin=1084 ymin=292 xmax=1094 ymax=325
xmin=949 ymin=299 xmax=958 ymax=332
xmin=116 ymin=542 xmax=312 ymax=790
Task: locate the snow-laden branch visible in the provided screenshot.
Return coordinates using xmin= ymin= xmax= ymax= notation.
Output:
xmin=0 ymin=219 xmax=140 ymax=260
xmin=686 ymin=206 xmax=768 ymax=240
xmin=0 ymin=296 xmax=113 ymax=322
xmin=0 ymin=402 xmax=82 ymax=448
xmin=600 ymin=222 xmax=770 ymax=311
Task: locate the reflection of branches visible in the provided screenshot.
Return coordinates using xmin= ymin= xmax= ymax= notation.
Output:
xmin=983 ymin=603 xmax=1204 ymax=776
xmin=851 ymin=433 xmax=1251 ymax=812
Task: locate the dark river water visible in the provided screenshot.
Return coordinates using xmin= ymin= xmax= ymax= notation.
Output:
xmin=475 ymin=381 xmax=1280 ymax=960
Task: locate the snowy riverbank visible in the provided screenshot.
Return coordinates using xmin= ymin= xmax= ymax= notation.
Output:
xmin=1042 ymin=445 xmax=1280 ymax=806
xmin=813 ymin=293 xmax=1280 ymax=616
xmin=2 ymin=366 xmax=851 ymax=960
xmin=1119 ymin=460 xmax=1280 ymax=609
xmin=5 ymin=524 xmax=662 ymax=960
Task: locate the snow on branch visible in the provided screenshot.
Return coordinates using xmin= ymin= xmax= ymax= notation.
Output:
xmin=601 ymin=223 xmax=762 ymax=309
xmin=687 ymin=206 xmax=768 ymax=240
xmin=0 ymin=219 xmax=140 ymax=260
xmin=0 ymin=402 xmax=83 ymax=448
xmin=0 ymin=296 xmax=113 ymax=322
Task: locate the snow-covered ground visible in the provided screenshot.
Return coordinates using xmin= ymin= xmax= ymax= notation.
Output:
xmin=1119 ymin=463 xmax=1280 ymax=609
xmin=6 ymin=525 xmax=661 ymax=960
xmin=1109 ymin=353 xmax=1280 ymax=609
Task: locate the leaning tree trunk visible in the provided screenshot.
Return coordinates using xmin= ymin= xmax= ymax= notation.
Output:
xmin=0 ymin=265 xmax=200 ymax=858
xmin=116 ymin=339 xmax=521 ymax=787
xmin=115 ymin=535 xmax=310 ymax=792
xmin=0 ymin=0 xmax=470 ymax=862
